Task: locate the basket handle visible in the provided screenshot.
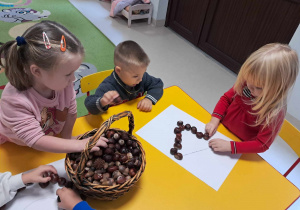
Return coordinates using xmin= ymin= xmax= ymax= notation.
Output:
xmin=76 ymin=111 xmax=134 ymax=177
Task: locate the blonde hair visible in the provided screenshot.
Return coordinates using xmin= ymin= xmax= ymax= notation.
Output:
xmin=0 ymin=20 xmax=84 ymax=91
xmin=234 ymin=43 xmax=299 ymax=128
xmin=114 ymin=40 xmax=150 ymax=70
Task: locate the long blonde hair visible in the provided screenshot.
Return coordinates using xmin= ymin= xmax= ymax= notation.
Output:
xmin=234 ymin=43 xmax=299 ymax=128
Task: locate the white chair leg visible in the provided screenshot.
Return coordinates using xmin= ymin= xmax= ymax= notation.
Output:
xmin=128 ymin=19 xmax=131 ymax=27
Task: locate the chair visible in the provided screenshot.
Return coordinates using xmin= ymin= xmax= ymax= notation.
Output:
xmin=80 ymin=69 xmax=113 ymax=96
xmin=279 ymin=119 xmax=300 ymax=158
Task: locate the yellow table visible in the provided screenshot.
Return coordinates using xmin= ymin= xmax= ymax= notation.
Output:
xmin=0 ymin=86 xmax=299 ymax=210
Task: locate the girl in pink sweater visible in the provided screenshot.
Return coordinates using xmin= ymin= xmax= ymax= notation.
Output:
xmin=205 ymin=43 xmax=299 ymax=154
xmin=0 ymin=21 xmax=107 ymax=153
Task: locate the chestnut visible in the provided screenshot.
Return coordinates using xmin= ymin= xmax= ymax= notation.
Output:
xmin=120 ymin=147 xmax=128 ymax=154
xmin=39 ymin=181 xmax=49 ymax=188
xmin=134 ymin=159 xmax=142 ymax=168
xmin=170 ymin=148 xmax=178 ymax=155
xmin=185 ymin=124 xmax=191 ymax=130
xmin=103 ymin=155 xmax=113 ymax=163
xmin=93 ymin=150 xmax=103 ymax=157
xmin=174 ymin=127 xmax=181 ymax=134
xmin=50 ymin=173 xmax=59 ymax=184
xmin=121 ymin=132 xmax=129 ymax=141
xmin=93 ymin=173 xmax=103 ymax=181
xmin=118 ymin=165 xmax=126 ymax=173
xmin=108 ymin=144 xmax=115 ymax=149
xmin=113 ymin=133 xmax=120 ymax=141
xmin=177 ymin=120 xmax=183 ymax=126
xmin=115 ymin=143 xmax=121 ymax=150
xmin=120 ymin=154 xmax=128 ymax=163
xmin=191 ymin=126 xmax=197 ymax=134
xmin=174 ymin=153 xmax=183 ymax=160
xmin=196 ymin=132 xmax=204 ymax=139
xmin=175 ymin=137 xmax=182 ymax=143
xmin=104 ymin=148 xmax=114 ymax=155
xmin=108 ymin=138 xmax=116 ymax=144
xmin=106 ymin=130 xmax=115 ymax=138
xmin=65 ymin=181 xmax=74 ymax=189
xmin=174 ymin=143 xmax=182 ymax=150
xmin=119 ymin=139 xmax=125 ymax=146
xmin=86 ymin=160 xmax=93 ymax=167
xmin=129 ymin=168 xmax=136 ymax=177
xmin=113 ymin=153 xmax=120 ymax=161
xmin=127 ymin=161 xmax=135 ymax=168
xmin=107 ymin=165 xmax=118 ymax=173
xmin=117 ymin=175 xmax=126 ymax=184
xmin=132 ymin=142 xmax=138 ymax=148
xmin=58 ymin=177 xmax=67 ymax=187
xmin=203 ymin=133 xmax=210 ymax=140
xmin=132 ymin=148 xmax=140 ymax=156
xmin=176 ymin=133 xmax=182 ymax=138
xmin=126 ymin=140 xmax=133 ymax=146
xmin=85 ymin=170 xmax=94 ymax=178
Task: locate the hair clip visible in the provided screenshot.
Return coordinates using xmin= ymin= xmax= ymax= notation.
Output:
xmin=60 ymin=35 xmax=66 ymax=52
xmin=42 ymin=32 xmax=51 ymax=49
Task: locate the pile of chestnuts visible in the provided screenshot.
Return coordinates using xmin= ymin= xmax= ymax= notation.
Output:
xmin=67 ymin=129 xmax=143 ymax=186
xmin=170 ymin=120 xmax=210 ymax=160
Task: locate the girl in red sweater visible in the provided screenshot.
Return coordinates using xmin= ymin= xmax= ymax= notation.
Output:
xmin=205 ymin=43 xmax=299 ymax=154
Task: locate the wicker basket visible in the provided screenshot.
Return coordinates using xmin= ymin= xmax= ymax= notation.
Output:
xmin=65 ymin=111 xmax=146 ymax=200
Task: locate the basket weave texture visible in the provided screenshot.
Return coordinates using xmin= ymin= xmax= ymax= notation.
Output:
xmin=65 ymin=111 xmax=146 ymax=200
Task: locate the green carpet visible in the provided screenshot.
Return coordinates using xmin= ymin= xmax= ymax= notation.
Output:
xmin=0 ymin=0 xmax=115 ymax=117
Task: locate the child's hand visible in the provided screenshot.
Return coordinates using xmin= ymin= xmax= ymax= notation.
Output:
xmin=205 ymin=117 xmax=220 ymax=137
xmin=137 ymin=98 xmax=152 ymax=112
xmin=81 ymin=136 xmax=108 ymax=152
xmin=100 ymin=91 xmax=120 ymax=107
xmin=22 ymin=165 xmax=57 ymax=185
xmin=56 ymin=187 xmax=82 ymax=210
xmin=208 ymin=139 xmax=231 ymax=152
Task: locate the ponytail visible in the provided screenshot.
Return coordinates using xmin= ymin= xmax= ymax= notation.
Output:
xmin=0 ymin=40 xmax=33 ymax=91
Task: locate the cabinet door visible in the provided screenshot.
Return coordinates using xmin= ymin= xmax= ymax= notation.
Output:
xmin=198 ymin=0 xmax=300 ymax=73
xmin=165 ymin=0 xmax=209 ymax=45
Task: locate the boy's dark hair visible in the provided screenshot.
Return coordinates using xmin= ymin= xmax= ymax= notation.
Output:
xmin=0 ymin=20 xmax=84 ymax=91
xmin=114 ymin=40 xmax=150 ymax=69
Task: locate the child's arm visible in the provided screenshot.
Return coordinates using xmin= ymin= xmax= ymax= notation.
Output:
xmin=21 ymin=165 xmax=57 ymax=184
xmin=84 ymin=79 xmax=119 ymax=115
xmin=210 ymin=111 xmax=285 ymax=154
xmin=0 ymin=172 xmax=25 ymax=207
xmin=32 ymin=135 xmax=108 ymax=153
xmin=206 ymin=87 xmax=236 ymax=136
xmin=0 ymin=165 xmax=56 ymax=207
xmin=60 ymin=113 xmax=77 ymax=139
xmin=56 ymin=187 xmax=94 ymax=210
xmin=143 ymin=72 xmax=164 ymax=105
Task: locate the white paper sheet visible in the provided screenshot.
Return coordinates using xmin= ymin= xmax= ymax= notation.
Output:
xmin=288 ymin=197 xmax=300 ymax=210
xmin=136 ymin=105 xmax=241 ymax=191
xmin=6 ymin=159 xmax=67 ymax=210
xmin=286 ymin=161 xmax=300 ymax=190
xmin=258 ymin=136 xmax=299 ymax=175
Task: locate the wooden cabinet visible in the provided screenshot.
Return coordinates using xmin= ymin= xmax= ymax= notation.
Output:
xmin=165 ymin=0 xmax=300 ymax=74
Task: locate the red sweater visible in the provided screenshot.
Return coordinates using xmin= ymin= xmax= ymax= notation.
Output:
xmin=212 ymin=87 xmax=284 ymax=154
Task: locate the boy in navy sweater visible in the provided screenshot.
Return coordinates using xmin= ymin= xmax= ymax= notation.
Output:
xmin=85 ymin=40 xmax=163 ymax=115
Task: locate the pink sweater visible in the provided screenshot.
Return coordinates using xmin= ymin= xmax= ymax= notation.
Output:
xmin=0 ymin=83 xmax=77 ymax=147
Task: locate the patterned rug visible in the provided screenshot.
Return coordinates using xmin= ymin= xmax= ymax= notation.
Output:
xmin=0 ymin=0 xmax=115 ymax=117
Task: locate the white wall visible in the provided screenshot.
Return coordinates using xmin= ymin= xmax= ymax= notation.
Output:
xmin=151 ymin=0 xmax=169 ymax=25
xmin=288 ymin=24 xmax=300 ymax=121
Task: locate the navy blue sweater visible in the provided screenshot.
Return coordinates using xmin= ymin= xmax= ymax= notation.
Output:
xmin=84 ymin=71 xmax=164 ymax=115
